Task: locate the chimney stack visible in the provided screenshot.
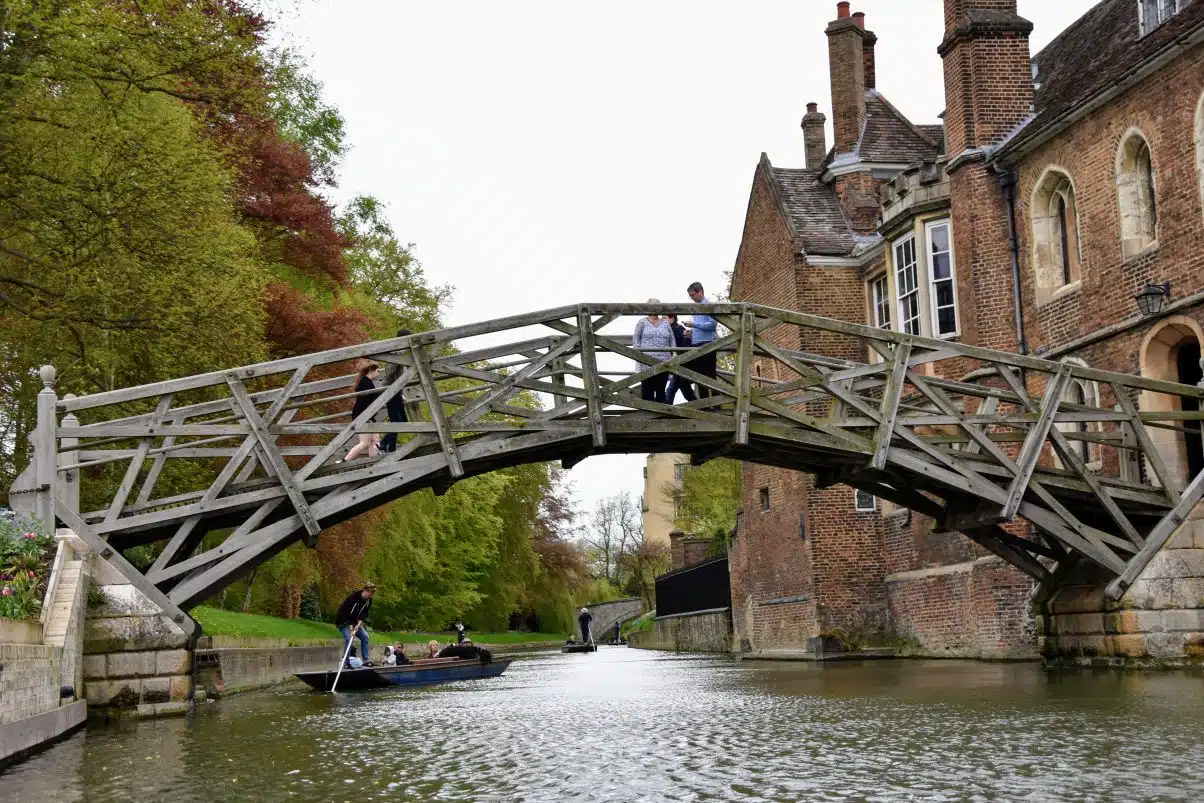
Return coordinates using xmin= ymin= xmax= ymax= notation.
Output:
xmin=802 ymin=102 xmax=828 ymax=170
xmin=826 ymin=4 xmax=875 ymax=153
xmin=939 ymin=0 xmax=1034 ymax=158
xmin=856 ymin=13 xmax=877 ymax=90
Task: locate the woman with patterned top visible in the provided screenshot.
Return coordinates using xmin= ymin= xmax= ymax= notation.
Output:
xmin=632 ymin=299 xmax=675 ymax=403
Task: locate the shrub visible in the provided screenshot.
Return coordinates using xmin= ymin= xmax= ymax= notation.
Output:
xmin=0 ymin=513 xmax=57 ymax=621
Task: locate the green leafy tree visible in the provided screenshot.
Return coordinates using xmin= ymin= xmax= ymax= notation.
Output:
xmin=665 ymin=458 xmax=742 ymax=545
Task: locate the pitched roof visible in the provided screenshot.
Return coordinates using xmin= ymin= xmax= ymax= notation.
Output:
xmin=858 ymin=92 xmax=943 ymax=164
xmin=1006 ymin=0 xmax=1204 ymax=154
xmin=765 ymin=162 xmax=858 ymax=257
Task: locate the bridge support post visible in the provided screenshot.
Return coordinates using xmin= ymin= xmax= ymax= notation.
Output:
xmin=33 ymin=365 xmax=59 ymax=528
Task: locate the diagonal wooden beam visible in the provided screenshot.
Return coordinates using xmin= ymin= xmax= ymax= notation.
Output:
xmin=1001 ymin=366 xmax=1072 ymax=521
xmin=105 ymin=393 xmax=173 ymax=524
xmin=1110 ymin=381 xmax=1181 ymax=505
xmin=577 ymin=311 xmax=607 ymax=447
xmin=226 ymin=377 xmax=321 ymax=541
xmin=1107 ymin=466 xmax=1204 ymax=601
xmin=410 ymin=342 xmax=464 ymax=479
xmin=870 ymin=342 xmax=911 ymax=471
xmin=962 ymin=526 xmax=1053 ymax=583
xmin=449 ymin=335 xmax=580 ymax=427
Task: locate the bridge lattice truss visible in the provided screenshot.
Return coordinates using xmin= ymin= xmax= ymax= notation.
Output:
xmin=18 ymin=303 xmax=1204 ymax=634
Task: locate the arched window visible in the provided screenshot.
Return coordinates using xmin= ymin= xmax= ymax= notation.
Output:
xmin=1031 ymin=168 xmax=1082 ymax=304
xmin=1116 ymin=130 xmax=1158 ymax=258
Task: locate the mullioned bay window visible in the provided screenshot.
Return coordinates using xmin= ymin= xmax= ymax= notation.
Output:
xmin=868 ymin=217 xmax=959 ymax=341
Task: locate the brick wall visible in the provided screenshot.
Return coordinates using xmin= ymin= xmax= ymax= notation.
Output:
xmin=1015 ymin=43 xmax=1204 ymax=360
xmin=0 ymin=644 xmax=62 ymax=725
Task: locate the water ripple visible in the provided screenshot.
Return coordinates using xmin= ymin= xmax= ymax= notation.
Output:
xmin=3 ymin=649 xmax=1204 ymax=802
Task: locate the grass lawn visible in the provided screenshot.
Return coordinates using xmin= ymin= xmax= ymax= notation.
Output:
xmin=192 ymin=606 xmax=563 ymax=646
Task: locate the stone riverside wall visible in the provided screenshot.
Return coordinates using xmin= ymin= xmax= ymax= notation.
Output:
xmin=1042 ymin=516 xmax=1204 ymax=667
xmin=628 ymin=609 xmax=732 ymax=653
xmin=83 ymin=553 xmax=196 ymax=718
xmin=0 ymin=643 xmax=62 ymax=726
xmin=195 ymin=642 xmax=340 ymax=698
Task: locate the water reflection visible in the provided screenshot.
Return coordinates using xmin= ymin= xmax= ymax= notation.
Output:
xmin=3 ymin=649 xmax=1203 ymax=801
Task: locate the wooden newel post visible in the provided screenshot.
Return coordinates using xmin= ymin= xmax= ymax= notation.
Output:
xmin=59 ymin=394 xmax=80 ymax=516
xmin=34 ymin=365 xmax=58 ymax=528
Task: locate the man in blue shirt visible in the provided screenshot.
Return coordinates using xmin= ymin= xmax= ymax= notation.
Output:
xmin=686 ymin=282 xmax=718 ymax=398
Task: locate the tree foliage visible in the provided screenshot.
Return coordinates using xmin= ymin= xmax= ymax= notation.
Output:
xmin=666 ymin=458 xmax=742 ymax=544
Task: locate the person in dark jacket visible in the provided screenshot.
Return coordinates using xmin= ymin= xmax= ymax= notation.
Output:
xmin=664 ymin=314 xmax=696 ymax=404
xmin=378 ymin=329 xmax=413 ymax=454
xmin=335 ymin=582 xmax=376 ymax=667
xmin=578 ymin=607 xmax=593 ymax=644
xmin=342 ymin=364 xmax=382 ymax=462
xmin=454 ymin=619 xmax=467 ymax=643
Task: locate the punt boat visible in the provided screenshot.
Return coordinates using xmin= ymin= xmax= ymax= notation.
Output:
xmin=295 ymin=656 xmax=512 ymax=692
xmin=562 ymin=643 xmax=597 ymax=653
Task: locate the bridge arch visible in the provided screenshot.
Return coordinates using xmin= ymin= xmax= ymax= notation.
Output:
xmin=12 ymin=302 xmax=1204 ymax=632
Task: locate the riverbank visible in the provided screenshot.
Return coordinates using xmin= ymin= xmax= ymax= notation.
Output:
xmin=192 ymin=606 xmax=562 ymax=647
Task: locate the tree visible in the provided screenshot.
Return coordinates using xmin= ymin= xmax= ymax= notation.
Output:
xmin=664 ymin=458 xmax=742 ymax=545
xmin=582 ymin=492 xmax=642 ymax=585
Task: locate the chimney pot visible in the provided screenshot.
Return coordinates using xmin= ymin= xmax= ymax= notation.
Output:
xmin=837 ymin=2 xmax=851 ymax=19
xmin=806 ymin=102 xmax=818 ymax=114
xmin=852 ymin=11 xmax=865 ymax=28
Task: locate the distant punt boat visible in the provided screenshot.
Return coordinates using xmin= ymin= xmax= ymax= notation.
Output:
xmin=295 ymin=657 xmax=512 ymax=692
xmin=562 ymin=643 xmax=597 ymax=653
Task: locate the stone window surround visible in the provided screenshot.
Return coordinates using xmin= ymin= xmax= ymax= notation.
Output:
xmin=1196 ymin=91 xmax=1204 ymax=226
xmin=1115 ymin=126 xmax=1160 ymax=260
xmin=1030 ymin=166 xmax=1084 ymax=307
xmin=1054 ymin=357 xmax=1103 ymax=472
xmin=853 ymin=488 xmax=876 ymax=512
xmin=1138 ymin=0 xmax=1193 ymax=38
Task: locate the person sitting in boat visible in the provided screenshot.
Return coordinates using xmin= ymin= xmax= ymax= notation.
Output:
xmin=382 ymin=645 xmax=396 ymax=666
xmin=335 ymin=582 xmax=376 ymax=668
xmin=393 ymin=643 xmax=410 ymax=665
xmin=437 ymin=639 xmax=493 ymax=664
xmin=427 ymin=639 xmax=442 ymax=659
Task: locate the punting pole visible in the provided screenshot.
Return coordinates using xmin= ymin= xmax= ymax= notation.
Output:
xmin=330 ymin=624 xmax=359 ymax=693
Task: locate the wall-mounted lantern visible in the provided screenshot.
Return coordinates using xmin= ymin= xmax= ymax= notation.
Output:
xmin=1134 ymin=282 xmax=1171 ymax=317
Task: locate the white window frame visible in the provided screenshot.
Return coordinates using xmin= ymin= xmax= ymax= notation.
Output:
xmin=925 ymin=219 xmax=959 ymax=339
xmin=870 ymin=274 xmax=891 ymax=330
xmin=893 ymin=234 xmax=921 ymax=336
xmin=854 ymin=488 xmax=876 ymax=512
xmin=674 ymin=464 xmax=687 ymax=483
xmin=1139 ymin=0 xmax=1190 ymax=36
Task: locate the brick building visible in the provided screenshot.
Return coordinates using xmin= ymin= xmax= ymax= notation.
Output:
xmin=728 ymin=0 xmax=1204 ymax=659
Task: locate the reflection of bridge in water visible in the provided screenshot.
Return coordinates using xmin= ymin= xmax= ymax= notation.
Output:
xmin=12 ymin=303 xmax=1204 ymax=636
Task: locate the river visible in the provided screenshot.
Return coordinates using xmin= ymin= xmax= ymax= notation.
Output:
xmin=3 ymin=648 xmax=1204 ymax=802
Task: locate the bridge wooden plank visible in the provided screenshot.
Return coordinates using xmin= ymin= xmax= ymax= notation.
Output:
xmin=732 ymin=312 xmax=755 ymax=446
xmin=226 ymin=377 xmax=322 ymax=540
xmin=410 ymin=343 xmax=464 ymax=479
xmin=1107 ymin=466 xmax=1204 ymax=600
xmin=577 ymin=311 xmax=607 ymax=447
xmin=148 ymin=498 xmax=288 ymax=585
xmin=104 ymin=393 xmax=173 ymax=524
xmin=1110 ymin=381 xmax=1182 ymax=506
xmin=870 ymin=342 xmax=911 ymax=471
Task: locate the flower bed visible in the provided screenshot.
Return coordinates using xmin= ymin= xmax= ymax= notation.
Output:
xmin=0 ymin=512 xmax=56 ymax=621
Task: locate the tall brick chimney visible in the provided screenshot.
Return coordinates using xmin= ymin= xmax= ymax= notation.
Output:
xmin=938 ymin=0 xmax=1034 ymax=158
xmin=826 ymin=3 xmax=874 ymax=154
xmin=802 ymin=102 xmax=828 ymax=169
xmin=854 ymin=13 xmax=877 ymax=90
xmin=939 ymin=0 xmax=1035 ymax=352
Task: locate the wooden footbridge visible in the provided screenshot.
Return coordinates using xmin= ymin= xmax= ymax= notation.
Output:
xmin=11 ymin=303 xmax=1204 ymax=636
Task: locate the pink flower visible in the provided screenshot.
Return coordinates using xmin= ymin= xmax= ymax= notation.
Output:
xmin=2 ymin=587 xmax=9 ymax=597
xmin=28 ymin=571 xmax=36 ymax=579
xmin=23 ymin=532 xmax=36 ymax=540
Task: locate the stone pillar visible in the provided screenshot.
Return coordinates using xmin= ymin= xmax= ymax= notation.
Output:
xmin=82 ymin=552 xmax=198 ymax=718
xmin=669 ymin=530 xmax=686 ymax=571
xmin=33 ymin=365 xmax=58 ymax=528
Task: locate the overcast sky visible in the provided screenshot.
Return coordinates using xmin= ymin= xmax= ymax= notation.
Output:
xmin=269 ymin=0 xmax=1101 ymax=518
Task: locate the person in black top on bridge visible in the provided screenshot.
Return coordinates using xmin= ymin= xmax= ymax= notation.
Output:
xmin=335 ymin=582 xmax=376 ymax=667
xmin=342 ymin=363 xmax=382 ymax=462
xmin=378 ymin=329 xmax=412 ymax=454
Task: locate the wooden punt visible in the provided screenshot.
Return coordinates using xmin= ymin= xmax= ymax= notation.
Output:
xmin=295 ymin=656 xmax=512 ymax=692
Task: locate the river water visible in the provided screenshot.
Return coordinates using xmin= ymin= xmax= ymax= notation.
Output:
xmin=3 ymin=648 xmax=1204 ymax=802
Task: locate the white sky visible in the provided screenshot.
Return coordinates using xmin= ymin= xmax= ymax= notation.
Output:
xmin=270 ymin=0 xmax=1101 ymax=518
